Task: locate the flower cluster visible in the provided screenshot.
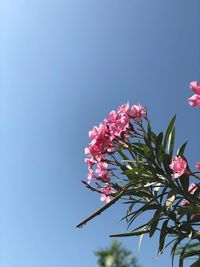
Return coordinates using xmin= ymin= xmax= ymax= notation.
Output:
xmin=188 ymin=81 xmax=200 ymax=107
xmin=83 ymin=81 xmax=200 ymax=204
xmin=84 ymin=102 xmax=147 ymax=202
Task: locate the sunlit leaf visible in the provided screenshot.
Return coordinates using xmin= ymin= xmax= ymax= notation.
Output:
xmin=165 ymin=190 xmax=176 ymax=207
xmin=169 ymin=127 xmax=175 ymax=158
xmin=138 ymin=225 xmax=149 ymax=253
xmin=164 ymin=115 xmax=176 ymax=150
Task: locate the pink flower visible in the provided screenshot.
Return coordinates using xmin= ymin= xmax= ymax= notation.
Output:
xmin=89 ymin=126 xmax=99 ymax=140
xmin=190 ymin=81 xmax=200 ymax=95
xmin=104 ymin=103 xmax=130 ymax=139
xmin=195 ymin=161 xmax=200 ymax=170
xmin=96 ymin=162 xmax=108 ymax=174
xmin=188 ymin=94 xmax=200 ymax=107
xmin=96 ymin=162 xmax=110 ymax=183
xmin=85 ymin=158 xmax=96 ymax=166
xmin=85 ymin=123 xmax=113 ymax=161
xmin=87 ymin=169 xmax=96 ymax=181
xmin=180 ymin=199 xmax=190 ymax=206
xmin=181 ymin=183 xmax=198 ymax=206
xmin=188 ymin=81 xmax=200 ymax=107
xmin=100 ymin=186 xmax=113 ymax=203
xmin=117 ymin=102 xmax=130 ymax=113
xmin=85 ymin=158 xmax=96 ymax=181
xmin=169 ymin=156 xmax=187 ymax=179
xmin=128 ymin=103 xmax=147 ymax=122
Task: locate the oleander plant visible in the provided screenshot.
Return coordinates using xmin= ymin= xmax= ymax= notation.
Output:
xmin=77 ymin=81 xmax=200 ymax=267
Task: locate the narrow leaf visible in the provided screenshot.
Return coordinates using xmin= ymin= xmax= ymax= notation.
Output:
xmin=179 ymin=173 xmax=189 ymax=192
xmin=177 ymin=141 xmax=188 ymax=157
xmin=164 ymin=115 xmax=176 ymax=150
xmin=149 ymin=208 xmax=163 ymax=237
xmin=162 ymin=153 xmax=173 ymax=177
xmin=158 ymin=219 xmax=169 ymax=255
xmin=110 ymin=230 xmax=150 ymax=238
xmin=169 ymin=127 xmax=176 ymax=158
xmin=155 ymin=132 xmax=164 ymax=163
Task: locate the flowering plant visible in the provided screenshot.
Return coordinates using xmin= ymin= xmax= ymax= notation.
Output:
xmin=77 ymin=81 xmax=200 ymax=266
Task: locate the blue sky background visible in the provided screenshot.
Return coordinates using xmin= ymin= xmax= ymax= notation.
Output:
xmin=0 ymin=1 xmax=200 ymax=266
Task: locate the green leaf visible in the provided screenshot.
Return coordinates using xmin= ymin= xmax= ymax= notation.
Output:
xmin=112 ymin=157 xmax=128 ymax=172
xmin=147 ymin=121 xmax=152 ymax=143
xmin=143 ymin=145 xmax=152 ymax=156
xmin=118 ymin=150 xmax=135 ymax=168
xmin=189 ymin=259 xmax=200 ymax=267
xmin=169 ymin=127 xmax=175 ymax=158
xmin=179 ymin=242 xmax=190 ymax=267
xmin=179 ymin=173 xmax=189 ymax=192
xmin=155 ymin=132 xmax=164 ymax=158
xmin=132 ymin=142 xmax=146 ymax=148
xmin=176 ymin=242 xmax=200 ymax=265
xmin=110 ymin=230 xmax=150 ymax=238
xmin=164 ymin=115 xmax=176 ymax=150
xmin=149 ymin=208 xmax=163 ymax=237
xmin=160 ymin=187 xmax=168 ymax=204
xmin=162 ymin=153 xmax=173 ymax=177
xmin=171 ymin=237 xmax=185 ymax=267
xmin=177 ymin=141 xmax=188 ymax=157
xmin=180 ymin=250 xmax=200 ymax=260
xmin=129 ymin=145 xmax=146 ymax=158
xmin=123 ymin=168 xmax=140 ymax=175
xmin=123 ymin=168 xmax=139 ymax=181
xmin=123 ymin=203 xmax=158 ymax=223
xmin=125 ymin=204 xmax=159 ymax=229
xmin=156 ymin=132 xmax=163 ymax=150
xmin=158 ymin=219 xmax=169 ymax=255
xmin=127 ymin=190 xmax=152 ymax=198
xmin=178 ymin=205 xmax=200 ymax=216
xmin=151 ymin=132 xmax=158 ymax=144
xmin=179 ymin=258 xmax=184 ymax=267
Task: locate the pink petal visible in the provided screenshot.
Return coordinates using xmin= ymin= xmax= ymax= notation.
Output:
xmin=188 ymin=94 xmax=200 ymax=107
xmin=189 ymin=81 xmax=200 ymax=95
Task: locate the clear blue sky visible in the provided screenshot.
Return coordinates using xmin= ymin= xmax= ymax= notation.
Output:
xmin=0 ymin=1 xmax=200 ymax=267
